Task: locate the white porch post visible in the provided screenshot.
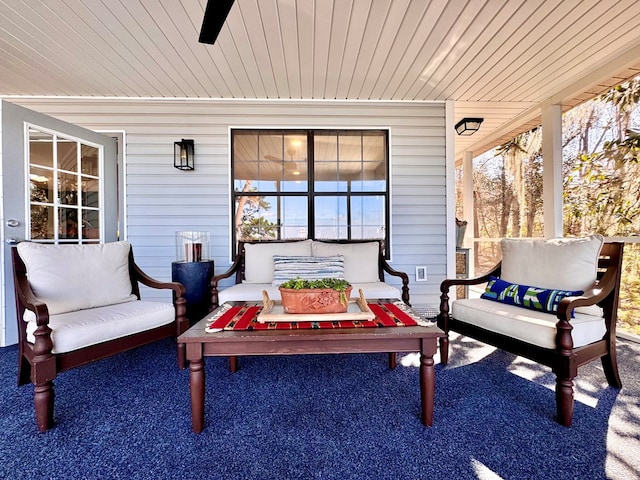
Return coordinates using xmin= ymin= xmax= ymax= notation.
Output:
xmin=462 ymin=150 xmax=474 ymax=277
xmin=541 ymin=103 xmax=563 ymax=238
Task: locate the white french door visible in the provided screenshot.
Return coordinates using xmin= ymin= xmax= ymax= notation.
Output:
xmin=1 ymin=100 xmax=118 ymax=345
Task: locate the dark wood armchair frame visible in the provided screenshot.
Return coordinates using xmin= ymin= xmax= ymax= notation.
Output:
xmin=210 ymin=239 xmax=411 ymax=371
xmin=12 ymin=246 xmax=189 ymax=432
xmin=437 ymin=242 xmax=624 ymax=427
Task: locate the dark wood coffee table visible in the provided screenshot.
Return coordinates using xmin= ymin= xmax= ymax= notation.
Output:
xmin=178 ymin=301 xmax=445 ymax=433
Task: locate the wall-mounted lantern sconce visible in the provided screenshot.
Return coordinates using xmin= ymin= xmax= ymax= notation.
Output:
xmin=454 ymin=118 xmax=484 ymax=136
xmin=174 ymin=139 xmax=195 ymax=170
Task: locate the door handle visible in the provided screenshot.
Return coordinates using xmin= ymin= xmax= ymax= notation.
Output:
xmin=5 ymin=238 xmax=20 ymax=245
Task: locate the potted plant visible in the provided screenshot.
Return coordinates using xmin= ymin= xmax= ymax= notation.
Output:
xmin=278 ymin=277 xmax=353 ymax=314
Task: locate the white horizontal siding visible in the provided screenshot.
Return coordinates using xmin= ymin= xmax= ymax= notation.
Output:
xmin=10 ymin=99 xmax=447 ymax=308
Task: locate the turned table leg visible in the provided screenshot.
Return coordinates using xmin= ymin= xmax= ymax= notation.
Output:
xmin=189 ymin=358 xmax=205 ymax=433
xmin=419 ymin=338 xmax=438 ymax=426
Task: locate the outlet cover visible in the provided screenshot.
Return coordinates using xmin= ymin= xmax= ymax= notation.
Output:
xmin=415 ymin=266 xmax=427 ymax=282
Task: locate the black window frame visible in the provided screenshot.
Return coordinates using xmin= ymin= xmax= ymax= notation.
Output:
xmin=231 ymin=128 xmax=391 ymax=258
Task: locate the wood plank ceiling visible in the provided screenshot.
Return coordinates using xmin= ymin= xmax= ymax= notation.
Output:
xmin=1 ymin=0 xmax=640 ymax=161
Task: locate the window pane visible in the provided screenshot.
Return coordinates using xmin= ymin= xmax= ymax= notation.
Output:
xmin=338 ymin=132 xmax=362 ymax=161
xmin=315 ymin=196 xmax=347 ymax=239
xmin=58 ymin=139 xmax=77 ymax=172
xmin=280 ymin=196 xmax=308 ymax=239
xmin=314 ymin=161 xmax=345 ymax=192
xmin=350 ymin=196 xmax=385 ymax=239
xmin=235 ymin=195 xmax=279 ymax=241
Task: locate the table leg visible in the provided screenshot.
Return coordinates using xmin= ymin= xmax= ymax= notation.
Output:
xmin=419 ymin=338 xmax=438 ymax=426
xmin=189 ymin=357 xmax=205 ymax=433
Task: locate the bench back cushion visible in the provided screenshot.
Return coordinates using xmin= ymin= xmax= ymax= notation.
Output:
xmin=17 ymin=241 xmax=137 ymax=315
xmin=243 ymin=240 xmax=313 ymax=283
xmin=312 ymin=241 xmax=380 ymax=283
xmin=500 ymin=235 xmax=604 ymax=292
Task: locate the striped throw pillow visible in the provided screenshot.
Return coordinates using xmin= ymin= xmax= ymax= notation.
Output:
xmin=272 ymin=255 xmax=345 ymax=286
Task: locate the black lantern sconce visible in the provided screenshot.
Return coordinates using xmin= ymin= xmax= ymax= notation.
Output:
xmin=174 ymin=139 xmax=195 ymax=170
xmin=454 ymin=118 xmax=484 ymax=136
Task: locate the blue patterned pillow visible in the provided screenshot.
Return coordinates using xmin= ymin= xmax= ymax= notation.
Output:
xmin=480 ymin=276 xmax=583 ymax=315
xmin=272 ymin=255 xmax=345 ymax=286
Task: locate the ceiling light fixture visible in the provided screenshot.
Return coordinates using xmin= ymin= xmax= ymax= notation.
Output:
xmin=455 ymin=118 xmax=484 ymax=136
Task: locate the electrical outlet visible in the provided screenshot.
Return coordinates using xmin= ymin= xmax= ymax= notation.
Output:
xmin=415 ymin=266 xmax=427 ymax=282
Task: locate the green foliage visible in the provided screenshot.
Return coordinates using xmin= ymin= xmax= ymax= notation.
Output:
xmin=279 ymin=277 xmax=351 ymax=291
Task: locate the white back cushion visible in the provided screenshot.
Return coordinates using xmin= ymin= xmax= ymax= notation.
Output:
xmin=311 ymin=241 xmax=380 ymax=283
xmin=500 ymin=235 xmax=604 ymax=292
xmin=17 ymin=241 xmax=137 ymax=315
xmin=243 ymin=240 xmax=312 ymax=283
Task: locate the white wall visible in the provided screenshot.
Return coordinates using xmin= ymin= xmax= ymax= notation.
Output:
xmin=9 ymin=98 xmax=447 ymax=308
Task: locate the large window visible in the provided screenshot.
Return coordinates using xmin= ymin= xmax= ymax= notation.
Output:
xmin=232 ymin=129 xmax=389 ymax=253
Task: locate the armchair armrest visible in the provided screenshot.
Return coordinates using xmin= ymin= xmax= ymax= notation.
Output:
xmin=131 ymin=261 xmax=186 ymax=297
xmin=437 ymin=262 xmax=501 ymax=341
xmin=555 ymin=259 xmax=621 ymax=353
xmin=210 ymin=255 xmax=243 ymax=308
xmin=381 ymin=260 xmax=410 ymax=305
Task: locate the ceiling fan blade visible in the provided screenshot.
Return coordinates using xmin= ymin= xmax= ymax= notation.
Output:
xmin=264 ymin=154 xmax=282 ymax=161
xmin=199 ymin=0 xmax=235 ymax=45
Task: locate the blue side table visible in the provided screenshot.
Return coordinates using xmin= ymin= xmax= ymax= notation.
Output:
xmin=171 ymin=260 xmax=215 ymax=324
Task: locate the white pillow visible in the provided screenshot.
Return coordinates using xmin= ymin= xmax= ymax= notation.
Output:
xmin=500 ymin=235 xmax=604 ymax=292
xmin=311 ymin=241 xmax=380 ymax=283
xmin=17 ymin=241 xmax=137 ymax=315
xmin=272 ymin=255 xmax=345 ymax=286
xmin=243 ymin=240 xmax=312 ymax=283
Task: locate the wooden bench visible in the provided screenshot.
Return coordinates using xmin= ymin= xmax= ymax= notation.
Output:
xmin=211 ymin=239 xmax=410 ymax=308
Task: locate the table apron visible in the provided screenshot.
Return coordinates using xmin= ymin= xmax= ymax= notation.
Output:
xmin=192 ymin=337 xmax=438 ymax=357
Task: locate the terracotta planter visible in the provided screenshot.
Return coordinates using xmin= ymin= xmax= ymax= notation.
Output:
xmin=279 ymin=286 xmax=353 ymax=314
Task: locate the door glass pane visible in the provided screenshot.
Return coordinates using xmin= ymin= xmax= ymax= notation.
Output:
xmin=82 ymin=177 xmax=99 ymax=207
xmin=58 ymin=172 xmax=78 ymax=205
xmin=30 ymin=166 xmax=53 ymax=202
xmin=81 ymin=144 xmax=99 ymax=176
xmin=29 ymin=129 xmax=53 ymax=168
xmin=59 ymin=207 xmax=79 ymax=239
xmin=31 ymin=205 xmax=54 ymax=239
xmin=58 ymin=139 xmax=77 ymax=172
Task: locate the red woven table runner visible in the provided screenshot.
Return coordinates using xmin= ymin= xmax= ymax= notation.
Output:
xmin=206 ymin=303 xmax=420 ymax=331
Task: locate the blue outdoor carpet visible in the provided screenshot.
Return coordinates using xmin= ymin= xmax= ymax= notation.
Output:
xmin=0 ymin=335 xmax=638 ymax=480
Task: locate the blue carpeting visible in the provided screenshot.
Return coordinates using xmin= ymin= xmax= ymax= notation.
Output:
xmin=1 ymin=335 xmax=639 ymax=480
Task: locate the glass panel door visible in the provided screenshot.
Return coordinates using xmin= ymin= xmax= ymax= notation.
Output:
xmin=28 ymin=126 xmax=102 ymax=243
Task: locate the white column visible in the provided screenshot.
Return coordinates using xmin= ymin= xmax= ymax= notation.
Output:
xmin=541 ymin=103 xmax=563 ymax=238
xmin=462 ymin=150 xmax=474 ymax=277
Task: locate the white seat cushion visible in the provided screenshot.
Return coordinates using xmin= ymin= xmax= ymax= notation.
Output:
xmin=219 ymin=282 xmax=401 ymax=305
xmin=452 ymin=298 xmax=606 ymax=349
xmin=24 ymin=301 xmax=175 ymax=354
